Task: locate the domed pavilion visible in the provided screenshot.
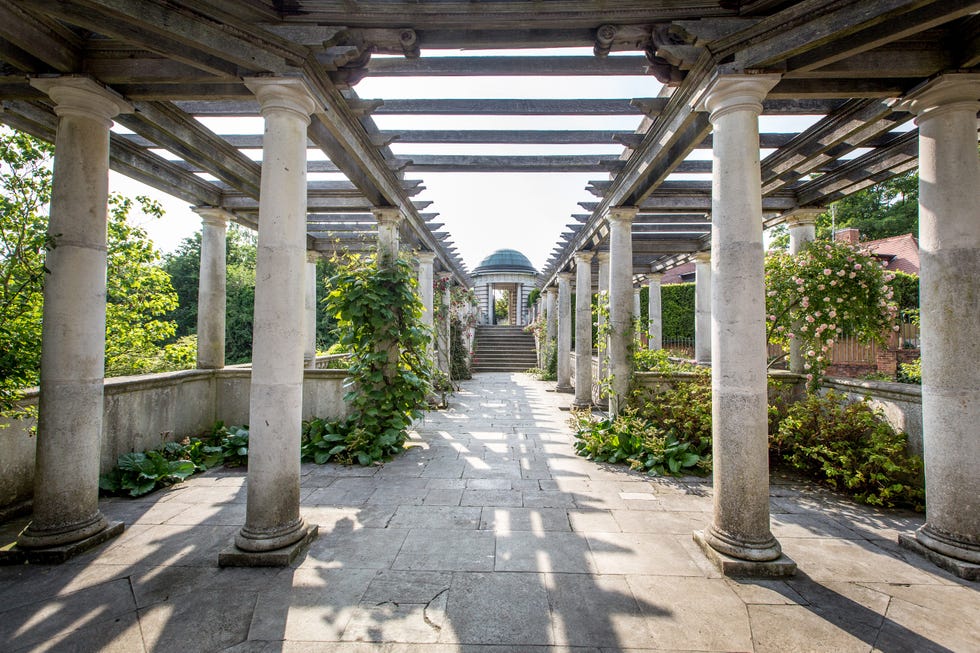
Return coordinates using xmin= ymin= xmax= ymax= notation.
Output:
xmin=472 ymin=249 xmax=538 ymax=325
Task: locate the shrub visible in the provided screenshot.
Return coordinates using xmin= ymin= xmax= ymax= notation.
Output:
xmin=897 ymin=357 xmax=921 ymax=385
xmin=770 ymin=391 xmax=923 ymax=509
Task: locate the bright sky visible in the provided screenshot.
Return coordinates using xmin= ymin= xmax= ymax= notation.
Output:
xmin=111 ymin=48 xmax=837 ymax=271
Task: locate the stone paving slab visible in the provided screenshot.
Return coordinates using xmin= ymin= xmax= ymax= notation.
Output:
xmin=1 ymin=372 xmax=978 ymax=652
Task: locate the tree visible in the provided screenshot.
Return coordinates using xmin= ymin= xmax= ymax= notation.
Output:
xmin=766 ymin=239 xmax=899 ymax=387
xmin=0 ymin=130 xmax=53 ymax=416
xmin=1 ymin=128 xmax=187 ymax=417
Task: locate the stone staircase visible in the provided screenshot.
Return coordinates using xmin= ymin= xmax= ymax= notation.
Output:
xmin=471 ymin=325 xmax=538 ymax=372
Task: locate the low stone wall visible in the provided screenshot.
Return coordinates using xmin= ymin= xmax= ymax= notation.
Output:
xmin=0 ymin=368 xmax=349 ymax=512
xmin=821 ymin=376 xmax=922 ymax=456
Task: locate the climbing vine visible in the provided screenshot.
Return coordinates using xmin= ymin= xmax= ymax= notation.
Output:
xmin=317 ymin=253 xmax=434 ymax=465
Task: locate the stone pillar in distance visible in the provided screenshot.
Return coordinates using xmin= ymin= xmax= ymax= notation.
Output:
xmin=607 ymin=207 xmax=635 ymax=415
xmin=194 ymin=207 xmax=230 ymax=370
xmin=556 ymin=271 xmax=573 ymax=392
xmin=545 ymin=287 xmax=557 ymax=343
xmin=692 ymin=73 xmax=795 ymax=577
xmin=647 ymin=273 xmax=663 ymax=351
xmin=785 ymin=209 xmax=820 ymax=374
xmin=437 ymin=272 xmax=452 ymax=378
xmin=16 ymin=77 xmax=132 ymax=558
xmin=304 ymin=251 xmax=318 ymax=369
xmin=694 ymin=251 xmax=712 ymax=366
xmin=897 ymin=74 xmax=980 ymax=580
xmin=417 ymin=252 xmax=436 ymax=357
xmin=573 ymin=251 xmax=594 ymax=407
xmin=596 ymin=251 xmax=610 ymax=401
xmin=221 ymin=77 xmax=319 ymax=566
xmin=633 ymin=287 xmax=642 ymax=343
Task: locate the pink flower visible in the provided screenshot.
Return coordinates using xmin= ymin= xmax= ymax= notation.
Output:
xmin=805 ymin=315 xmax=815 ymax=323
xmin=837 ymin=270 xmax=846 ymax=277
xmin=893 ymin=325 xmax=901 ymax=331
xmin=805 ymin=374 xmax=813 ymax=381
xmin=854 ymin=263 xmax=862 ymax=270
xmin=823 ymin=269 xmax=832 ymax=276
xmin=826 ymin=338 xmax=834 ymax=345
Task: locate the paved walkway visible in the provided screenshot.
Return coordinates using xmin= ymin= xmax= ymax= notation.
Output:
xmin=1 ymin=372 xmax=978 ymax=652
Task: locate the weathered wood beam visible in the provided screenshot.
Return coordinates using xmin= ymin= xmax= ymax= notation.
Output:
xmin=307 ymin=114 xmax=386 ymax=207
xmin=379 ymin=129 xmax=631 ymax=144
xmin=768 ymin=78 xmax=920 ymax=99
xmin=365 ymin=55 xmax=649 ymax=76
xmin=116 ymin=101 xmax=262 ymax=198
xmin=783 ymin=45 xmax=952 ymax=79
xmin=782 ymin=0 xmax=980 ymax=74
xmin=760 ymin=99 xmax=904 ymax=195
xmin=0 ymin=4 xmax=80 ymax=72
xmin=795 ymin=130 xmax=918 ymax=205
xmin=374 ymin=98 xmax=651 ymax=115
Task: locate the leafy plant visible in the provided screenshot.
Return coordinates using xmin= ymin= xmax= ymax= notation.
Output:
xmin=217 ymin=425 xmax=250 ymax=467
xmin=897 ymin=357 xmax=921 ymax=385
xmin=99 ymin=450 xmax=196 ymax=497
xmin=301 ymin=417 xmax=349 ymax=464
xmin=770 ymin=390 xmax=923 ymax=509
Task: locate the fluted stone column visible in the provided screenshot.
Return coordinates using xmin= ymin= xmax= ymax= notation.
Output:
xmin=304 ymin=251 xmax=318 ymax=369
xmin=194 ymin=207 xmax=230 ymax=370
xmin=694 ymin=251 xmax=712 ymax=366
xmin=437 ymin=272 xmax=452 ymax=377
xmin=596 ymin=251 xmax=610 ymax=397
xmin=897 ymin=74 xmax=980 ymax=578
xmin=785 ymin=209 xmax=820 ymax=374
xmin=574 ymin=251 xmax=594 ymax=407
xmin=607 ymin=207 xmax=635 ymax=415
xmin=224 ymin=78 xmax=318 ymax=564
xmin=417 ymin=252 xmax=436 ymax=356
xmin=693 ymin=73 xmax=793 ymax=576
xmin=556 ymin=271 xmax=574 ymax=392
xmin=647 ymin=273 xmax=663 ymax=350
xmin=17 ymin=77 xmax=132 ymax=555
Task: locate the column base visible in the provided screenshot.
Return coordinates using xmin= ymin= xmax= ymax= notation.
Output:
xmin=571 ymin=400 xmax=593 ymax=409
xmin=220 ymin=523 xmax=318 ymax=567
xmin=1 ymin=521 xmax=124 ymax=565
xmin=899 ymin=529 xmax=980 ymax=581
xmin=555 ymin=384 xmax=574 ymax=393
xmin=693 ymin=530 xmax=796 ymax=578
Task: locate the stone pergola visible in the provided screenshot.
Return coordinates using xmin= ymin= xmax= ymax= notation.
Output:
xmin=0 ymin=1 xmax=976 ymax=578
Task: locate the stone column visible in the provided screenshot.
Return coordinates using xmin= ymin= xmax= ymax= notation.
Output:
xmin=517 ymin=283 xmax=524 ymax=325
xmin=556 ymin=271 xmax=574 ymax=392
xmin=437 ymin=272 xmax=452 ymax=377
xmin=224 ymin=78 xmax=318 ymax=564
xmin=694 ymin=251 xmax=712 ymax=365
xmin=647 ymin=273 xmax=663 ymax=350
xmin=304 ymin=251 xmax=318 ymax=369
xmin=785 ymin=209 xmax=820 ymax=374
xmin=417 ymin=252 xmax=436 ymax=356
xmin=596 ymin=251 xmax=610 ymax=393
xmin=607 ymin=207 xmax=635 ymax=415
xmin=194 ymin=207 xmax=230 ymax=370
xmin=374 ymin=207 xmax=402 ymax=267
xmin=17 ymin=77 xmax=132 ymax=555
xmin=545 ymin=287 xmax=557 ymax=342
xmin=574 ymin=251 xmax=594 ymax=407
xmin=897 ymin=74 xmax=980 ymax=577
xmin=488 ymin=283 xmax=494 ymax=325
xmin=693 ymin=73 xmax=793 ymax=575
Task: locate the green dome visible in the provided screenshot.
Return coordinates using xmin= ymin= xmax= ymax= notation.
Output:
xmin=473 ymin=249 xmax=536 ymax=274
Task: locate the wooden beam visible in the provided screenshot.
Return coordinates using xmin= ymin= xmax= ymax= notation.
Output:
xmin=393 ymin=154 xmax=623 ymax=172
xmin=373 ymin=98 xmax=652 ymax=115
xmin=0 ymin=4 xmax=80 ymax=72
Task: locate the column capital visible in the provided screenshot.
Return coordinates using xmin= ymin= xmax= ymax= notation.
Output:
xmin=900 ymin=73 xmax=980 ymax=124
xmin=573 ymin=250 xmax=594 ymax=265
xmin=546 ymin=286 xmax=558 ymax=296
xmin=30 ymin=75 xmax=132 ymax=125
xmin=693 ymin=250 xmax=711 ymax=264
xmin=596 ymin=250 xmax=610 ymax=264
xmin=607 ymin=206 xmax=637 ymax=224
xmin=193 ymin=206 xmax=233 ymax=228
xmin=558 ymin=271 xmax=574 ymax=282
xmin=372 ymin=207 xmax=403 ymax=226
xmin=244 ymin=76 xmax=318 ymax=123
xmin=783 ymin=207 xmax=823 ymax=229
xmin=646 ymin=272 xmax=663 ymax=283
xmin=416 ymin=251 xmax=436 ymax=264
xmin=697 ymin=73 xmax=781 ymax=122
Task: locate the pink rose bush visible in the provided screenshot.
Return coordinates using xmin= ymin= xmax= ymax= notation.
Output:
xmin=765 ymin=240 xmax=899 ymax=388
